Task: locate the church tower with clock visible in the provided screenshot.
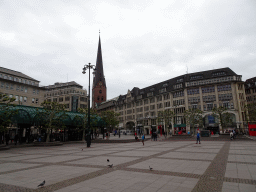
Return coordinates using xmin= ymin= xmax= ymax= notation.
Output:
xmin=92 ymin=35 xmax=107 ymax=108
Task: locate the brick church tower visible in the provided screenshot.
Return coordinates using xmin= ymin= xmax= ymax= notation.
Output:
xmin=92 ymin=35 xmax=107 ymax=108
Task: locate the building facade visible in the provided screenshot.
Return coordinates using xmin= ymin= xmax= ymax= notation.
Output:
xmin=245 ymin=77 xmax=256 ymax=123
xmin=114 ymin=67 xmax=247 ymax=134
xmin=245 ymin=77 xmax=256 ymax=105
xmin=0 ymin=67 xmax=44 ymax=107
xmin=92 ymin=36 xmax=107 ymax=108
xmin=43 ymin=81 xmax=88 ymax=112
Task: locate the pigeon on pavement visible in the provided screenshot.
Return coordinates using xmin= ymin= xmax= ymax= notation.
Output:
xmin=37 ymin=180 xmax=45 ymax=187
xmin=108 ymin=164 xmax=113 ymax=168
xmin=107 ymin=159 xmax=109 ymax=162
xmin=149 ymin=166 xmax=153 ymax=171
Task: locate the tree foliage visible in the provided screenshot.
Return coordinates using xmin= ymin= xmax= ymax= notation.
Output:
xmin=212 ymin=106 xmax=232 ymax=131
xmin=77 ymin=107 xmax=98 ymax=140
xmin=184 ymin=108 xmax=203 ymax=135
xmin=0 ymin=94 xmax=16 ymax=133
xmin=157 ymin=109 xmax=175 ymax=130
xmin=40 ymin=101 xmax=66 ymax=142
xmin=245 ymin=103 xmax=256 ymax=123
xmin=100 ymin=110 xmax=120 ymax=131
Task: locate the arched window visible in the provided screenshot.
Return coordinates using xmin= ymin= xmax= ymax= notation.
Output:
xmin=101 ymin=96 xmax=104 ymax=101
xmin=97 ymin=96 xmax=100 ymax=101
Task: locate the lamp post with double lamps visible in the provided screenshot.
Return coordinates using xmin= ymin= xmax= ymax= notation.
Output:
xmin=82 ymin=63 xmax=96 ymax=147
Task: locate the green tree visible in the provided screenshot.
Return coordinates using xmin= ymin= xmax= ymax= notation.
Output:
xmin=184 ymin=108 xmax=203 ymax=135
xmin=100 ymin=110 xmax=120 ymax=132
xmin=40 ymin=101 xmax=66 ymax=142
xmin=212 ymin=106 xmax=232 ymax=132
xmin=245 ymin=103 xmax=256 ymax=123
xmin=77 ymin=108 xmax=98 ymax=140
xmin=0 ymin=94 xmax=16 ymax=133
xmin=157 ymin=109 xmax=175 ymax=133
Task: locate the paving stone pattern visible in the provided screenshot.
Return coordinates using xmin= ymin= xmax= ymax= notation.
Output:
xmin=0 ymin=139 xmax=256 ymax=192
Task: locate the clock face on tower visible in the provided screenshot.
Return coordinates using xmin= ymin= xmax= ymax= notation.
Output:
xmin=99 ymin=82 xmax=102 ymax=86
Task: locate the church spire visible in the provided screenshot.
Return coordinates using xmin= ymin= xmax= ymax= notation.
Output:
xmin=92 ymin=33 xmax=107 ymax=108
xmin=93 ymin=33 xmax=106 ymax=89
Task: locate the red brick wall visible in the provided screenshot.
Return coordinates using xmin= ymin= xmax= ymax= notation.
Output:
xmin=92 ymin=82 xmax=106 ymax=108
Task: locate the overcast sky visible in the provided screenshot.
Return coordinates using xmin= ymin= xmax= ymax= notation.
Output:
xmin=1 ymin=0 xmax=256 ymax=100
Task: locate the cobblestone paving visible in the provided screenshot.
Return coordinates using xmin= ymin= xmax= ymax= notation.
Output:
xmin=0 ymin=139 xmax=256 ymax=192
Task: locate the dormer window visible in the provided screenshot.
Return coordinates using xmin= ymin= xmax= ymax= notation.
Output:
xmin=190 ymin=75 xmax=203 ymax=80
xmin=212 ymin=71 xmax=226 ymax=77
xmin=176 ymin=79 xmax=183 ymax=83
xmin=150 ymin=88 xmax=155 ymax=91
xmin=163 ymin=83 xmax=168 ymax=87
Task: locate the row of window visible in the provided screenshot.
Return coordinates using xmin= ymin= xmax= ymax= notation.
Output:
xmin=123 ymin=84 xmax=233 ymax=103
xmin=8 ymin=94 xmax=39 ymax=104
xmin=117 ymin=93 xmax=234 ymax=113
xmin=219 ymin=93 xmax=233 ymax=101
xmin=189 ymin=102 xmax=234 ymax=111
xmin=188 ymin=97 xmax=200 ymax=103
xmin=246 ymin=95 xmax=256 ymax=102
xmin=217 ymin=84 xmax=231 ymax=92
xmin=186 ymin=76 xmax=235 ymax=87
xmin=173 ymin=91 xmax=184 ymax=98
xmin=187 ymin=88 xmax=199 ymax=95
xmin=173 ymin=99 xmax=185 ymax=106
xmin=173 ymin=83 xmax=183 ymax=89
xmin=159 ymin=88 xmax=166 ymax=93
xmin=0 ymin=82 xmax=40 ymax=94
xmin=45 ymin=90 xmax=86 ymax=97
xmin=203 ymin=95 xmax=216 ymax=102
xmin=117 ymin=92 xmax=236 ymax=113
xmin=0 ymin=73 xmax=37 ymax=86
xmin=202 ymin=86 xmax=215 ymax=93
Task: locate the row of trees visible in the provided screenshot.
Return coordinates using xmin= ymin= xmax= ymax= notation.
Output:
xmin=157 ymin=106 xmax=246 ymax=135
xmin=1 ymin=92 xmax=256 ymax=140
xmin=0 ymin=94 xmax=120 ymax=143
xmin=0 ymin=94 xmax=17 ymax=134
xmin=37 ymin=101 xmax=120 ymax=142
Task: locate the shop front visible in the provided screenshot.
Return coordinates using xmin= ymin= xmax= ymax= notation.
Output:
xmin=174 ymin=124 xmax=186 ymax=135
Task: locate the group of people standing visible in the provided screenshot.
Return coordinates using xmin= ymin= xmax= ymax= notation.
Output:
xmin=4 ymin=134 xmax=19 ymax=145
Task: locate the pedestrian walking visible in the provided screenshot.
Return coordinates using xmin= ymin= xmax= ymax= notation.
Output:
xmin=142 ymin=134 xmax=145 ymax=146
xmin=230 ymin=131 xmax=233 ymax=140
xmin=196 ymin=131 xmax=201 ymax=144
xmin=153 ymin=132 xmax=157 ymax=141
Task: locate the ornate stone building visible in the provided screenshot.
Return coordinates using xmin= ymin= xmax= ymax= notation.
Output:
xmin=114 ymin=67 xmax=247 ymax=134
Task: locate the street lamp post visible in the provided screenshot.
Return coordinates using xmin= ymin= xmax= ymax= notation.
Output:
xmin=82 ymin=63 xmax=96 ymax=147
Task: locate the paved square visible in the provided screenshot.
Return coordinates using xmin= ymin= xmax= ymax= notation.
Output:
xmin=0 ymin=165 xmax=100 ymax=189
xmin=159 ymin=151 xmax=216 ymax=160
xmin=0 ymin=139 xmax=256 ymax=192
xmin=67 ymin=156 xmax=139 ymax=166
xmin=54 ymin=170 xmax=199 ymax=192
xmin=0 ymin=163 xmax=41 ymax=173
xmin=128 ymin=158 xmax=210 ymax=174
